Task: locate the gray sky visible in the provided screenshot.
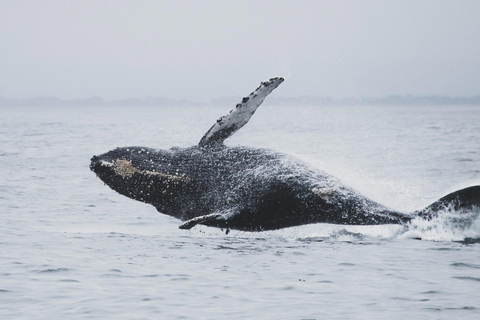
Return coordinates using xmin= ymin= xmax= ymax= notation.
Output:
xmin=1 ymin=0 xmax=479 ymax=101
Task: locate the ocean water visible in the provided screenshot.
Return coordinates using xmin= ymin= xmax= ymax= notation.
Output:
xmin=1 ymin=104 xmax=480 ymax=319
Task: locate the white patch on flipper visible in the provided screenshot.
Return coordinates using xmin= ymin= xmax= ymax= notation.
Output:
xmin=179 ymin=209 xmax=236 ymax=230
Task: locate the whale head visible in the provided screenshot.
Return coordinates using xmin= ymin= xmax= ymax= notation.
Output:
xmin=90 ymin=146 xmax=194 ymax=215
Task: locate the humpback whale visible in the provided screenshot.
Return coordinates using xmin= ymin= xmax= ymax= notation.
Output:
xmin=90 ymin=77 xmax=480 ymax=232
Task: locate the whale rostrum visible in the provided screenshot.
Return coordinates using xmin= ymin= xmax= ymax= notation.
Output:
xmin=90 ymin=77 xmax=480 ymax=232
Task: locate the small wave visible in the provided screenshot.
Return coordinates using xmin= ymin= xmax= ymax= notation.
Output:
xmin=452 ymin=276 xmax=480 ymax=282
xmin=36 ymin=268 xmax=73 ymax=273
xmin=99 ymin=273 xmax=134 ymax=278
xmin=293 ymin=224 xmax=404 ymax=242
xmin=450 ymin=262 xmax=480 ymax=269
xmin=445 ymin=306 xmax=477 ymax=311
xmin=421 ymin=290 xmax=441 ymax=294
xmin=297 ymin=229 xmax=365 ymax=242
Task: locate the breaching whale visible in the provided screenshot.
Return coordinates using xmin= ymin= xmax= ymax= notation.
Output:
xmin=90 ymin=77 xmax=480 ymax=232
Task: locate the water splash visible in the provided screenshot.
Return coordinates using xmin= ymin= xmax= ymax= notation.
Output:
xmin=401 ymin=207 xmax=480 ymax=242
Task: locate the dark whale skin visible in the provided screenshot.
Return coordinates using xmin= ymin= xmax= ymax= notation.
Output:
xmin=90 ymin=145 xmax=413 ymax=231
xmin=90 ymin=77 xmax=480 ymax=231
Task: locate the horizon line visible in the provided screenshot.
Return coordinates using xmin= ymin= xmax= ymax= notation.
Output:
xmin=1 ymin=94 xmax=480 ymax=107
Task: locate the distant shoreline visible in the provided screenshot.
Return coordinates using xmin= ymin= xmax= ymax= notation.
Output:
xmin=1 ymin=95 xmax=479 ymax=107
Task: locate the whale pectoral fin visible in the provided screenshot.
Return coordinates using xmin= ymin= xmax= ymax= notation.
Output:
xmin=199 ymin=77 xmax=284 ymax=148
xmin=179 ymin=212 xmax=226 ymax=230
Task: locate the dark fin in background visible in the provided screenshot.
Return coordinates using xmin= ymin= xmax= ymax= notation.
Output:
xmin=199 ymin=77 xmax=284 ymax=148
xmin=415 ymin=185 xmax=480 ymax=219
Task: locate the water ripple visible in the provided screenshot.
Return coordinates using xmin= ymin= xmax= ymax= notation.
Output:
xmin=36 ymin=268 xmax=73 ymax=273
xmin=452 ymin=276 xmax=480 ymax=282
xmin=450 ymin=262 xmax=480 ymax=269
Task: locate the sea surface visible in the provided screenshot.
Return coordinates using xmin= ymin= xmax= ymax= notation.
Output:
xmin=1 ymin=103 xmax=480 ymax=319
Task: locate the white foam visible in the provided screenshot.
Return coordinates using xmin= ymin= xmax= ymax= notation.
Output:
xmin=402 ymin=208 xmax=480 ymax=241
